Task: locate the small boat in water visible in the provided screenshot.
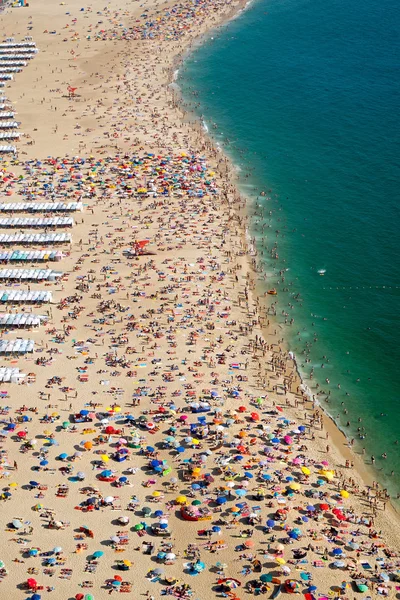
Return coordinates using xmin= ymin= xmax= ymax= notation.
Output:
xmin=317 ymin=269 xmax=326 ymax=276
xmin=267 ymin=289 xmax=277 ymax=295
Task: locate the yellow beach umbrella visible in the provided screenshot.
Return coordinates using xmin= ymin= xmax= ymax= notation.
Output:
xmin=176 ymin=496 xmax=187 ymax=505
xmin=275 ymin=557 xmax=286 ymax=565
xmin=301 ymin=466 xmax=311 ymax=476
xmin=290 ymin=482 xmax=301 ymax=491
xmin=340 ymin=490 xmax=349 ymax=498
xmin=101 ymin=455 xmax=109 ymax=462
xmin=152 ymin=491 xmax=161 ymax=497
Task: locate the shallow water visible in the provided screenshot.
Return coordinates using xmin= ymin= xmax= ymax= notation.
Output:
xmin=179 ymin=0 xmax=400 ymax=500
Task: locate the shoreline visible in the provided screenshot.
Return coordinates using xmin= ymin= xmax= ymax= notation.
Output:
xmin=170 ymin=14 xmax=400 ymax=515
xmin=0 ymin=0 xmax=397 ymax=596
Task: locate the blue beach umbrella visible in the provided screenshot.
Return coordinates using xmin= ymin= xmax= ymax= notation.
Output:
xmin=266 ymin=519 xmax=275 ymax=528
xmin=216 ymin=496 xmax=227 ymax=504
xmin=235 ymin=489 xmax=246 ymax=497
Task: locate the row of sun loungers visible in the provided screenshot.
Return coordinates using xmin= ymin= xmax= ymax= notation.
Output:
xmin=0 ymin=269 xmax=62 ymax=281
xmin=0 ymin=339 xmax=34 ymax=354
xmin=0 ymin=290 xmax=52 ymax=303
xmin=0 ymin=218 xmax=74 ymax=228
xmin=0 ymin=233 xmax=71 ymax=244
xmin=0 ymin=250 xmax=63 ymax=262
xmin=0 ymin=202 xmax=83 ymax=213
xmin=0 ymin=113 xmax=15 ymax=119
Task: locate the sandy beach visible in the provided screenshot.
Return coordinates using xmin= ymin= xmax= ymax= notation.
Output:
xmin=0 ymin=0 xmax=397 ymax=599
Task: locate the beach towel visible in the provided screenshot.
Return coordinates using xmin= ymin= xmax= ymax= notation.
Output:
xmin=361 ymin=562 xmax=372 ymax=570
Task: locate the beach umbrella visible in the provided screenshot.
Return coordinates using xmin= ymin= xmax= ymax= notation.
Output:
xmin=260 ymin=573 xmax=273 ymax=583
xmin=142 ymin=506 xmax=152 ymax=515
xmin=340 ymin=489 xmax=349 ymax=498
xmin=306 ymin=504 xmax=316 ymax=512
xmin=275 ymin=557 xmax=286 ymax=565
xmin=216 ymin=496 xmax=227 ymax=505
xmin=301 ymin=466 xmax=311 ymax=475
xmin=12 ymin=519 xmax=23 ymax=529
xmin=92 ymin=550 xmax=104 ymax=558
xmin=332 ymin=548 xmax=343 ymax=556
xmin=192 ymin=500 xmax=202 ymax=506
xmin=244 ymin=539 xmax=254 ymax=548
xmin=58 ymin=453 xmax=68 ymax=460
xmin=104 ymin=496 xmax=114 ymax=504
xmin=53 ymin=546 xmax=62 ymax=553
xmin=134 ymin=523 xmax=144 ymax=531
xmin=39 ymin=460 xmax=48 ymax=466
xmin=31 ymin=595 xmax=41 ymax=600
xmin=290 ymin=483 xmax=301 ymax=491
xmin=175 ymin=496 xmax=187 ymax=505
xmin=266 ymin=519 xmax=275 ymax=528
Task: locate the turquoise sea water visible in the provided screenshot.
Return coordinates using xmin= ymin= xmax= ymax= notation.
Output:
xmin=179 ymin=0 xmax=400 ymax=499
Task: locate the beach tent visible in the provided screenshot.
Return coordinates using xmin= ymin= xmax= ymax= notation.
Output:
xmin=0 ymin=122 xmax=19 ymax=129
xmin=0 ymin=132 xmax=20 ymax=140
xmin=0 ymin=269 xmax=62 ymax=281
xmin=0 ymin=249 xmax=62 ymax=263
xmin=0 ymin=313 xmax=41 ymax=328
xmin=0 ymin=290 xmax=52 ymax=303
xmin=0 ymin=202 xmax=82 ymax=213
xmin=0 ymin=233 xmax=71 ymax=244
xmin=0 ymin=145 xmax=16 ymax=153
xmin=0 ymin=217 xmax=74 ymax=228
xmin=0 ymin=338 xmax=34 ymax=354
xmin=0 ymin=366 xmax=26 ymax=382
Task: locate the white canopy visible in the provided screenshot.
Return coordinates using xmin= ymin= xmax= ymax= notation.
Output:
xmin=0 ymin=367 xmax=26 ymax=382
xmin=0 ymin=269 xmax=62 ymax=281
xmin=0 ymin=249 xmax=63 ymax=262
xmin=0 ymin=132 xmax=20 ymax=140
xmin=0 ymin=145 xmax=16 ymax=153
xmin=0 ymin=314 xmax=41 ymax=328
xmin=0 ymin=233 xmax=71 ymax=244
xmin=0 ymin=217 xmax=74 ymax=228
xmin=0 ymin=339 xmax=34 ymax=353
xmin=0 ymin=61 xmax=27 ymax=67
xmin=0 ymin=290 xmax=52 ymax=303
xmin=0 ymin=202 xmax=82 ymax=213
xmin=0 ymin=122 xmax=19 ymax=129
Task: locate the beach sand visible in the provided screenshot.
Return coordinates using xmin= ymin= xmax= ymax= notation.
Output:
xmin=0 ymin=0 xmax=397 ymax=599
